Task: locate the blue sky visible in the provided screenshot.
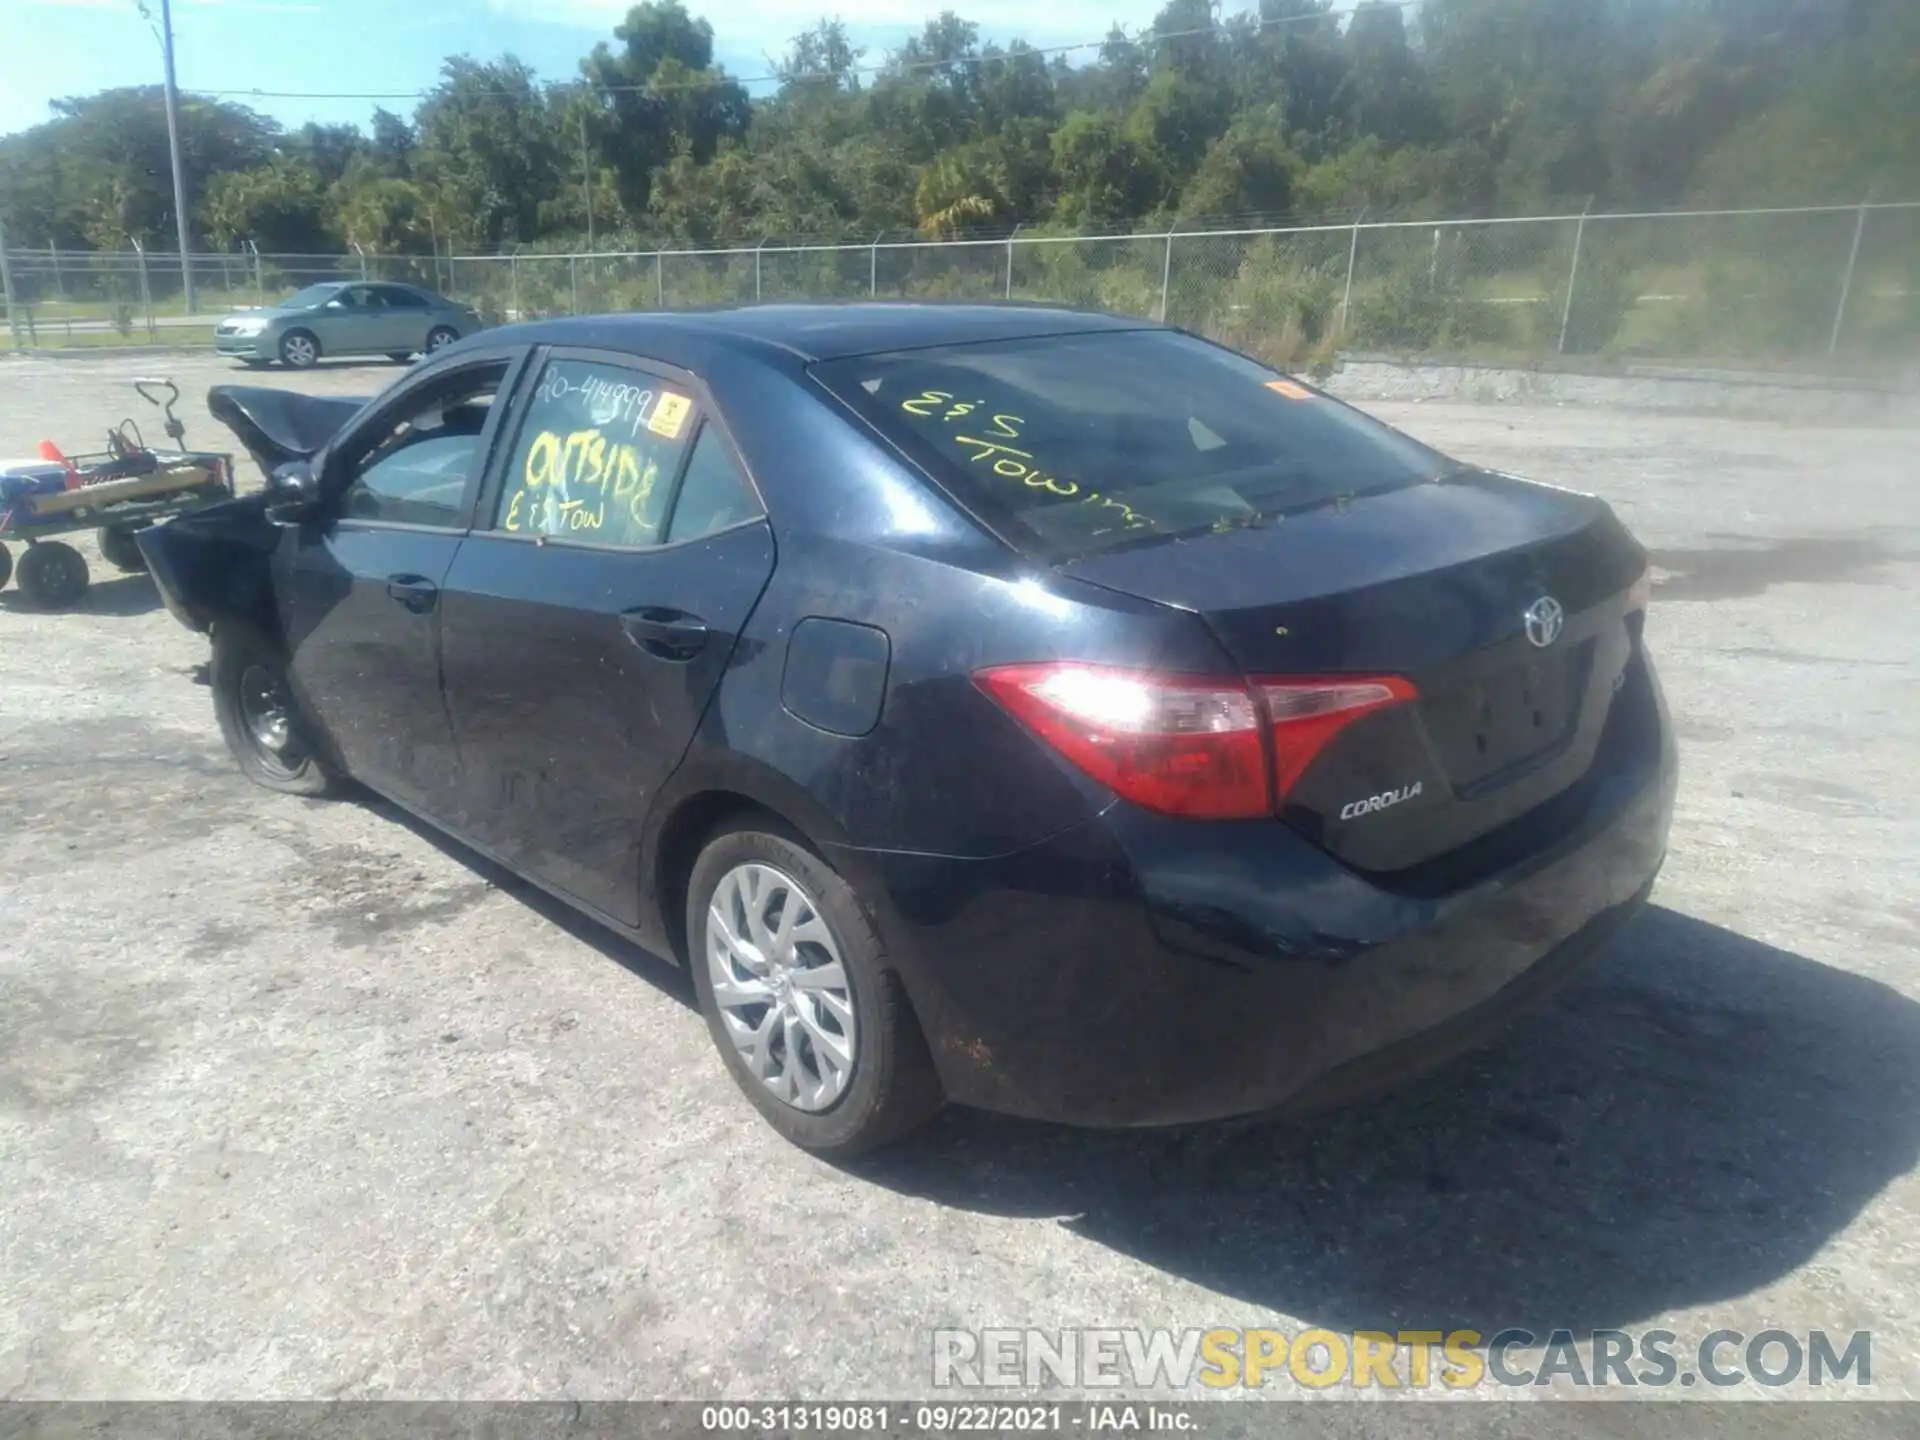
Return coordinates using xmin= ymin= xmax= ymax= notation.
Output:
xmin=0 ymin=0 xmax=1214 ymax=139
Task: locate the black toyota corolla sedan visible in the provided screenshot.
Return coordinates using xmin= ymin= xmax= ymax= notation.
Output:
xmin=139 ymin=304 xmax=1675 ymax=1155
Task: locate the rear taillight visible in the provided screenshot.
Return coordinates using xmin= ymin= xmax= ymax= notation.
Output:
xmin=974 ymin=663 xmax=1416 ymax=820
xmin=973 ymin=664 xmax=1268 ymax=818
xmin=1258 ymin=677 xmax=1418 ymax=799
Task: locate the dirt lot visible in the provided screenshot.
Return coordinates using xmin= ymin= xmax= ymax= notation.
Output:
xmin=1 ymin=351 xmax=1917 ymax=1404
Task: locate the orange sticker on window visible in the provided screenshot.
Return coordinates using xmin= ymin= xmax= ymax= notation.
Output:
xmin=1266 ymin=378 xmax=1314 ymax=400
xmin=648 ymin=391 xmax=693 ymax=439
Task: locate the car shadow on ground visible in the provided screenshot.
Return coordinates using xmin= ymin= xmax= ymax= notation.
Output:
xmin=854 ymin=906 xmax=1920 ymax=1338
xmin=358 ymin=790 xmax=698 ymax=1012
xmin=0 ymin=572 xmax=162 ymax=616
xmin=303 ymin=784 xmax=1920 ymax=1337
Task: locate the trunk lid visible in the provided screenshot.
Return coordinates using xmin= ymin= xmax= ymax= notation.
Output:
xmin=1061 ymin=470 xmax=1647 ymax=877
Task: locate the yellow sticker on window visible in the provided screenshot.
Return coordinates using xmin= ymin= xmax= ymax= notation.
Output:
xmin=648 ymin=391 xmax=693 ymax=439
xmin=1266 ymin=378 xmax=1314 ymax=400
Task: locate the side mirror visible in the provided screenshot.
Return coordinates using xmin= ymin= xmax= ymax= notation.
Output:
xmin=264 ymin=460 xmax=320 ymax=524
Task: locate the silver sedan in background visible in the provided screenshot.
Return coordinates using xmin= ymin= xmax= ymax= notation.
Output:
xmin=214 ymin=282 xmax=483 ymax=369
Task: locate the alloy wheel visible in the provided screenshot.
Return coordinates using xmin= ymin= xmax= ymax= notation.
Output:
xmin=706 ymin=862 xmax=857 ymax=1112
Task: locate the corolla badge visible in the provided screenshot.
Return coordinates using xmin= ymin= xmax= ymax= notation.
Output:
xmin=1339 ymin=782 xmax=1422 ymax=820
xmin=1524 ymin=595 xmax=1565 ymax=648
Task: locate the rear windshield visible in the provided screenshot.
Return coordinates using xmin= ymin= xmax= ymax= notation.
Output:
xmin=813 ymin=329 xmax=1443 ymax=558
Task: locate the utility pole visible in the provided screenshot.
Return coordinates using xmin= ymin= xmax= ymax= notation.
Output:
xmin=142 ymin=0 xmax=196 ymax=314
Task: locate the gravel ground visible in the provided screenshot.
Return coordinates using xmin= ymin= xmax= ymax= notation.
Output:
xmin=1 ymin=351 xmax=1916 ymax=1406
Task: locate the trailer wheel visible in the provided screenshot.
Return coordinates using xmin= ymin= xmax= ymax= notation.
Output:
xmin=99 ymin=523 xmax=147 ymax=572
xmin=0 ymin=542 xmax=11 ymax=591
xmin=15 ymin=541 xmax=89 ymax=610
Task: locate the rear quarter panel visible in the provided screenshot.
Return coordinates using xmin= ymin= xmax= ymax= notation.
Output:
xmin=636 ymin=350 xmax=1242 ymax=941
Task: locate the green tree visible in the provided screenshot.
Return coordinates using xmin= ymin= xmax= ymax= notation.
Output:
xmin=1229 ymin=0 xmax=1349 ymax=151
xmin=1420 ymin=0 xmax=1616 ymax=204
xmin=287 ymin=123 xmax=367 ymax=188
xmin=370 ymin=108 xmax=417 ymax=174
xmin=1339 ymin=2 xmax=1441 ymax=150
xmin=1178 ymin=110 xmax=1302 ymax=221
xmin=5 ymin=0 xmax=1913 ymax=271
xmin=579 ymin=2 xmax=751 ymax=220
xmin=413 ymin=56 xmax=563 ymax=249
xmin=0 ymin=88 xmax=277 ymax=248
xmin=331 ymin=165 xmax=443 ymax=252
xmin=1050 ymin=111 xmax=1169 ymax=230
xmin=200 ymin=157 xmax=330 ymax=251
xmin=1125 ymin=70 xmax=1234 ymax=181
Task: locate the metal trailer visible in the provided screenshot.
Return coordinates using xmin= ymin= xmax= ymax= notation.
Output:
xmin=0 ymin=379 xmax=236 ymax=610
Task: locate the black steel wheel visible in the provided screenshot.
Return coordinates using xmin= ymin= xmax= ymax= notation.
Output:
xmin=210 ymin=622 xmax=341 ymax=796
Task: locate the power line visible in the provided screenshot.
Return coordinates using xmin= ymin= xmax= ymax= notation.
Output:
xmin=182 ymin=2 xmax=1411 ymax=104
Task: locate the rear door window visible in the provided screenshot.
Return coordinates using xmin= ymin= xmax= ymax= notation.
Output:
xmin=813 ymin=330 xmax=1443 ymax=558
xmin=665 ymin=426 xmax=762 ymax=542
xmin=491 ymin=357 xmax=699 ymax=547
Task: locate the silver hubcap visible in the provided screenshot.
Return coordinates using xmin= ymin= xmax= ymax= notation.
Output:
xmin=429 ymin=329 xmax=453 ymax=349
xmin=285 ymin=336 xmax=314 ymax=364
xmin=706 ymin=862 xmax=856 ymax=1112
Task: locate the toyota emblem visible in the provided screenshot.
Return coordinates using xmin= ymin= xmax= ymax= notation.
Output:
xmin=1524 ymin=595 xmax=1565 ymax=648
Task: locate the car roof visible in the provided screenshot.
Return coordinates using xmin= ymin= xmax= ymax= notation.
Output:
xmin=500 ymin=303 xmax=1158 ymax=365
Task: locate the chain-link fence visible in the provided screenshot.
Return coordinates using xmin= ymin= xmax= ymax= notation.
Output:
xmin=4 ymin=202 xmax=1916 ymax=373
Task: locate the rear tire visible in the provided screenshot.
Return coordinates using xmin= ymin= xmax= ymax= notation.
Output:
xmin=279 ymin=329 xmax=320 ymax=369
xmin=425 ymin=325 xmax=459 ymax=354
xmin=98 ymin=523 xmax=147 ymax=572
xmin=15 ymin=541 xmax=89 ymax=610
xmin=687 ymin=825 xmax=942 ymax=1156
xmin=210 ymin=622 xmax=341 ymax=796
xmin=0 ymin=542 xmax=11 ymax=591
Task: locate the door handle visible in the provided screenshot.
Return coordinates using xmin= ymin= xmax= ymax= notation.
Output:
xmin=620 ymin=608 xmax=709 ymax=659
xmin=386 ymin=574 xmax=438 ymax=613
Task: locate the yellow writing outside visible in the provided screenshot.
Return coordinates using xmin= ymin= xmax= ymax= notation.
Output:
xmin=504 ymin=427 xmax=662 ymax=541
